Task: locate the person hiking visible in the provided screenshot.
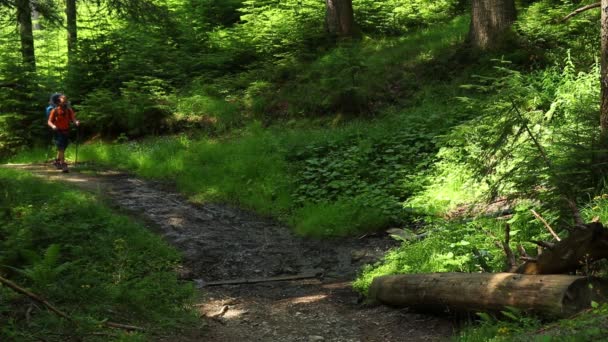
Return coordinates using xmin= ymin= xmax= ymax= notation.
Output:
xmin=47 ymin=94 xmax=79 ymax=172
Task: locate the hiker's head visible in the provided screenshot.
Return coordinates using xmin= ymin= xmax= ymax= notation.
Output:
xmin=58 ymin=95 xmax=67 ymax=106
xmin=50 ymin=93 xmax=62 ymax=105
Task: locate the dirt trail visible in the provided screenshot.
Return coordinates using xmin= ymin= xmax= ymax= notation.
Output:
xmin=6 ymin=163 xmax=455 ymax=341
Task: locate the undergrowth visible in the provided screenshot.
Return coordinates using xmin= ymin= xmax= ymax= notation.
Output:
xmin=0 ymin=169 xmax=196 ymax=341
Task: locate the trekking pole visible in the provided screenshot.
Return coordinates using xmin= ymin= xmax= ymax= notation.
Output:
xmin=47 ymin=129 xmax=54 ymax=163
xmin=74 ymin=124 xmax=80 ymax=167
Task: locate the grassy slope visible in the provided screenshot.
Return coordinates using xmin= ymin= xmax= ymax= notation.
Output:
xmin=0 ymin=168 xmax=196 ymax=340
xmin=11 ymin=16 xmax=475 ymax=237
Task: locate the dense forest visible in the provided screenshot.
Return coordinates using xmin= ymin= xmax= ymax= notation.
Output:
xmin=3 ymin=0 xmax=608 ymax=340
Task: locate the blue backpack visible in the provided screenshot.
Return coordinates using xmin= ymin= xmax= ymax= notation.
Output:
xmin=46 ymin=104 xmax=56 ymax=120
xmin=46 ymin=93 xmax=62 ymax=121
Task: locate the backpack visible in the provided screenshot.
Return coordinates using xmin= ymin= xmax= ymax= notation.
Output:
xmin=46 ymin=104 xmax=56 ymax=120
xmin=46 ymin=93 xmax=62 ymax=121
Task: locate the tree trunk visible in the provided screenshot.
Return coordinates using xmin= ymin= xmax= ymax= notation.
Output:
xmin=66 ymin=0 xmax=77 ymax=60
xmin=369 ymin=273 xmax=608 ymax=318
xmin=600 ymin=1 xmax=608 ymax=148
xmin=325 ymin=0 xmax=355 ymax=38
xmin=16 ymin=0 xmax=36 ymax=71
xmin=468 ymin=0 xmax=516 ymax=50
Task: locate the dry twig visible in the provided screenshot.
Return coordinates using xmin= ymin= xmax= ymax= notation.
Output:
xmin=0 ymin=275 xmax=144 ymax=332
xmin=530 ymin=210 xmax=561 ymax=241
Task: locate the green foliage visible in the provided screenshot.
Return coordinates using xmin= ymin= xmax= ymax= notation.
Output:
xmin=289 ymin=125 xmax=436 ymax=229
xmin=79 ymin=77 xmax=174 ymax=137
xmin=235 ymin=0 xmax=325 ymax=56
xmin=263 ymin=16 xmax=470 ymax=116
xmin=9 ymin=244 xmax=72 ymax=293
xmin=0 ymin=169 xmax=196 ymax=339
xmin=409 ymin=57 xmax=601 ymax=219
xmin=173 ymin=91 xmax=242 ymax=133
xmin=75 ymin=124 xmax=293 ymax=217
xmin=516 ymin=1 xmax=600 ymax=66
xmin=456 ymin=303 xmax=608 ymax=341
xmin=353 ymin=218 xmax=507 ymax=294
xmin=354 ymin=201 xmax=560 ymax=294
xmin=353 ymin=0 xmax=463 ymax=35
xmin=293 ymin=198 xmax=389 ymax=237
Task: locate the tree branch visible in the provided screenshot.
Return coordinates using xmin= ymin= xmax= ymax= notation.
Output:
xmin=533 ymin=240 xmax=555 ymax=250
xmin=0 ymin=275 xmax=144 ymax=332
xmin=503 ymin=224 xmax=517 ymax=270
xmin=0 ymin=275 xmax=73 ymax=322
xmin=531 ymin=209 xmax=561 ymax=241
xmin=562 ymin=2 xmax=600 ymax=22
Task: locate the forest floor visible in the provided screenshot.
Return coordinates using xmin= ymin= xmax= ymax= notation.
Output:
xmin=6 ymin=163 xmax=456 ymax=342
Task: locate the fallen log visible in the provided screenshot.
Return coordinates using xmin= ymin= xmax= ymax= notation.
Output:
xmin=369 ymin=273 xmax=608 ymax=318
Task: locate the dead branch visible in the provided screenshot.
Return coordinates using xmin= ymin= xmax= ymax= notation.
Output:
xmin=517 ymin=222 xmax=608 ymax=274
xmin=0 ymin=275 xmax=144 ymax=332
xmin=562 ymin=2 xmax=600 ymax=22
xmin=483 ymin=226 xmax=517 ymax=271
xmin=533 ymin=240 xmax=555 ymax=250
xmin=202 ymin=270 xmax=323 ymax=287
xmin=517 ymin=244 xmax=529 ymax=258
xmin=503 ymin=224 xmax=517 ymax=271
xmin=104 ymin=322 xmax=145 ymax=332
xmin=520 ymin=256 xmax=538 ymax=262
xmin=566 ymin=198 xmax=584 ymax=226
xmin=0 ymin=275 xmax=73 ymax=322
xmin=531 ymin=210 xmax=561 ymax=241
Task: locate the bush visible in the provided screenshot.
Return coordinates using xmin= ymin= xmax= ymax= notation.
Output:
xmin=354 ymin=0 xmax=463 ymax=35
xmin=408 ymin=58 xmax=601 ymax=219
xmin=79 ymin=77 xmax=174 ymax=137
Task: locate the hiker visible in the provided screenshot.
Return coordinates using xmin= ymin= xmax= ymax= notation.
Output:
xmin=47 ymin=94 xmax=79 ymax=172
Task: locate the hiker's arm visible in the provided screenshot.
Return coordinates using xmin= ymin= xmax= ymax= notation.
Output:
xmin=47 ymin=111 xmax=57 ymax=130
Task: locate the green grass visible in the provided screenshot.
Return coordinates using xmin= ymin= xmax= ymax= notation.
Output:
xmin=454 ymin=303 xmax=608 ymax=341
xmin=0 ymin=168 xmax=197 ymax=340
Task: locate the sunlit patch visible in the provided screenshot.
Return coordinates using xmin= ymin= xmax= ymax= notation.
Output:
xmin=54 ymin=176 xmax=90 ymax=183
xmin=168 ymin=217 xmax=185 ymax=227
xmin=196 ymin=300 xmax=246 ymax=320
xmin=287 ymin=294 xmax=328 ymax=305
xmin=222 ymin=308 xmax=248 ymax=319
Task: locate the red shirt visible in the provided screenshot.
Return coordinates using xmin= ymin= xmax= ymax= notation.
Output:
xmin=49 ymin=106 xmax=75 ymax=131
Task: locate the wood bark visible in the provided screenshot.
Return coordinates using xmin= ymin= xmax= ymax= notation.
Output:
xmin=325 ymin=0 xmax=355 ymax=38
xmin=369 ymin=273 xmax=608 ymax=318
xmin=601 ymin=1 xmax=608 ymax=146
xmin=16 ymin=0 xmax=36 ymax=71
xmin=66 ymin=0 xmax=77 ymax=60
xmin=468 ymin=0 xmax=516 ymax=50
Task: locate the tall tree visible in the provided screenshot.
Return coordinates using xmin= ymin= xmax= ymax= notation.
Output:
xmin=64 ymin=0 xmax=165 ymax=58
xmin=601 ymin=0 xmax=608 ymax=143
xmin=16 ymin=0 xmax=35 ymax=71
xmin=325 ymin=0 xmax=355 ymax=38
xmin=468 ymin=0 xmax=517 ymax=50
xmin=66 ymin=0 xmax=77 ymax=60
